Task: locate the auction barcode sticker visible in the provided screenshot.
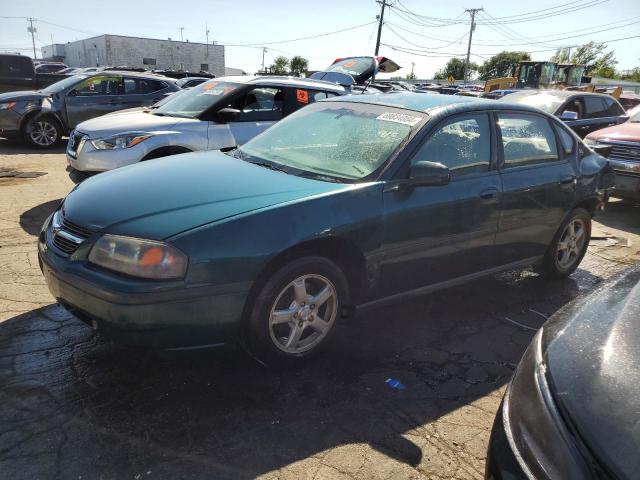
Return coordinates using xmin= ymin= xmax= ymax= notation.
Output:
xmin=376 ymin=112 xmax=422 ymax=126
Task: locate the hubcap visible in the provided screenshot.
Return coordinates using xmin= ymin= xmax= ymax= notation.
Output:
xmin=30 ymin=121 xmax=57 ymax=146
xmin=556 ymin=218 xmax=586 ymax=270
xmin=269 ymin=274 xmax=338 ymax=354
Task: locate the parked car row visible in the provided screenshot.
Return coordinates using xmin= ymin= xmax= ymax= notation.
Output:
xmin=0 ymin=71 xmax=180 ymax=147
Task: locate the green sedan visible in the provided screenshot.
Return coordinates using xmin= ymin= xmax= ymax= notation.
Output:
xmin=38 ymin=93 xmax=611 ymax=365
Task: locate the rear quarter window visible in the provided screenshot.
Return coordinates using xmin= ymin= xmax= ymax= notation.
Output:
xmin=0 ymin=56 xmax=33 ymax=76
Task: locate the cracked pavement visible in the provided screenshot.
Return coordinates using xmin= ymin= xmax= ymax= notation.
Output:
xmin=1 ymin=142 xmax=639 ymax=479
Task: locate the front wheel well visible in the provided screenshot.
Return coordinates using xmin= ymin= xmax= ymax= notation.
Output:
xmin=20 ymin=111 xmax=64 ymax=135
xmin=574 ymin=196 xmax=601 ymax=216
xmin=242 ymin=237 xmax=368 ymax=319
xmin=141 ymin=146 xmax=192 ymax=161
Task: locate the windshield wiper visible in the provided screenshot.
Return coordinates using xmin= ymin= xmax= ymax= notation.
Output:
xmin=249 ymin=160 xmax=287 ymax=173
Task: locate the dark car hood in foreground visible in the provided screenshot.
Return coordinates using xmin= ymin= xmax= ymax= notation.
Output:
xmin=542 ymin=266 xmax=640 ymax=479
xmin=62 ymin=151 xmax=347 ymax=240
xmin=0 ymin=90 xmax=49 ymax=102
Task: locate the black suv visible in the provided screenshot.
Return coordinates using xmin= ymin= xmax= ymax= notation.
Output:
xmin=503 ymin=90 xmax=628 ymax=138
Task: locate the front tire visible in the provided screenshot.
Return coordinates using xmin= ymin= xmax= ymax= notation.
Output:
xmin=22 ymin=116 xmax=62 ymax=149
xmin=244 ymin=256 xmax=349 ymax=367
xmin=541 ymin=208 xmax=591 ymax=278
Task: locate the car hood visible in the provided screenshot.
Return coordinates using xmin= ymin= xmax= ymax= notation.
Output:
xmin=62 ymin=151 xmax=346 ymax=240
xmin=0 ymin=90 xmax=49 ymax=103
xmin=586 ymin=121 xmax=640 ymax=143
xmin=74 ymin=111 xmax=197 ymax=137
xmin=542 ymin=266 xmax=640 ymax=479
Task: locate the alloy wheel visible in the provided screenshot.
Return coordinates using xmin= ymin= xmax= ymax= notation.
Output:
xmin=29 ymin=120 xmax=58 ymax=146
xmin=556 ymin=218 xmax=586 ymax=270
xmin=268 ymin=274 xmax=338 ymax=354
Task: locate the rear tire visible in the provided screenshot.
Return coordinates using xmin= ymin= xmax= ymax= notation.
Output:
xmin=243 ymin=256 xmax=349 ymax=367
xmin=541 ymin=208 xmax=591 ymax=278
xmin=22 ymin=116 xmax=62 ymax=149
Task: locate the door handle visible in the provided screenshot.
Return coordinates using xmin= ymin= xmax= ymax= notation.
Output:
xmin=579 ymin=125 xmax=590 ymax=130
xmin=479 ymin=187 xmax=498 ymax=199
xmin=558 ymin=175 xmax=576 ymax=185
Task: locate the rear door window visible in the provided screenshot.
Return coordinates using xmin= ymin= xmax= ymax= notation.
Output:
xmin=602 ymin=97 xmax=625 ymax=117
xmin=583 ymin=96 xmax=608 ymax=119
xmin=123 ymin=78 xmax=165 ymax=94
xmin=294 ymin=89 xmax=340 ymax=109
xmin=497 ymin=113 xmax=559 ymax=167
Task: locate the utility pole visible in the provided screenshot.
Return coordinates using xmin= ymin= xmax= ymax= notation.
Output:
xmin=374 ymin=0 xmax=389 ymax=56
xmin=411 ymin=61 xmax=415 ymax=79
xmin=179 ymin=27 xmax=184 ymax=42
xmin=463 ymin=8 xmax=482 ymax=82
xmin=27 ymin=18 xmax=37 ymax=60
xmin=205 ymin=24 xmax=210 ymax=56
xmin=565 ymin=46 xmax=572 ymax=61
xmin=261 ymin=47 xmax=267 ymax=73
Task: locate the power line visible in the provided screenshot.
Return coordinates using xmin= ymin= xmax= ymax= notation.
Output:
xmin=394 ymin=0 xmax=609 ymax=26
xmin=241 ymin=21 xmax=376 ymax=46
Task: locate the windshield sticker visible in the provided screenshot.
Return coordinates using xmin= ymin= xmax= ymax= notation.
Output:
xmin=202 ymin=82 xmax=219 ymax=90
xmin=200 ymin=88 xmax=225 ymax=95
xmin=296 ymin=89 xmax=309 ymax=104
xmin=376 ymin=112 xmax=422 ymax=126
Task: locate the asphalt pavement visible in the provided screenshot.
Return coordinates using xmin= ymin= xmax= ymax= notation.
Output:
xmin=1 ymin=142 xmax=639 ymax=479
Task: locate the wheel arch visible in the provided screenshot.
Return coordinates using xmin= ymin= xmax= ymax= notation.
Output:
xmin=141 ymin=145 xmax=192 ymax=161
xmin=242 ymin=236 xmax=368 ymax=321
xmin=20 ymin=110 xmax=65 ymax=135
xmin=572 ymin=196 xmax=601 ymax=217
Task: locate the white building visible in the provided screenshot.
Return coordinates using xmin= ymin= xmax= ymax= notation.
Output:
xmin=41 ymin=35 xmax=225 ymax=76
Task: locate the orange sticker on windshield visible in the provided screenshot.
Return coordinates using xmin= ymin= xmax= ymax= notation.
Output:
xmin=296 ymin=89 xmax=309 ymax=104
xmin=203 ymin=82 xmax=219 ymax=90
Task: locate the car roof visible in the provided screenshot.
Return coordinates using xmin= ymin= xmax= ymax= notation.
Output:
xmin=327 ymin=91 xmax=557 ymax=117
xmin=330 ymin=92 xmax=488 ymax=112
xmin=211 ymin=75 xmax=348 ymax=93
xmin=507 ymin=89 xmax=615 ymax=99
xmin=84 ymin=70 xmax=178 ymax=83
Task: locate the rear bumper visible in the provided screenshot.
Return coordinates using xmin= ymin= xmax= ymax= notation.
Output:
xmin=38 ymin=239 xmax=250 ymax=349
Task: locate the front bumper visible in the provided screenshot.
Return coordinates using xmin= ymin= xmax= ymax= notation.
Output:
xmin=0 ymin=108 xmax=22 ymax=137
xmin=485 ymin=401 xmax=527 ymax=480
xmin=611 ymin=171 xmax=640 ymax=201
xmin=38 ymin=227 xmax=249 ymax=349
xmin=66 ymin=132 xmax=149 ymax=172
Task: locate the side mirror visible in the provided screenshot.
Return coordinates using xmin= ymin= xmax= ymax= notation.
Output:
xmin=592 ymin=144 xmax=613 ymax=158
xmin=215 ymin=107 xmax=241 ymax=123
xmin=408 ymin=161 xmax=451 ymax=186
xmin=560 ymin=111 xmax=578 ymax=121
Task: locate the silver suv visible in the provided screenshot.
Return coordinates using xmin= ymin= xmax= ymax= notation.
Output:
xmin=66 ymin=76 xmax=348 ymax=173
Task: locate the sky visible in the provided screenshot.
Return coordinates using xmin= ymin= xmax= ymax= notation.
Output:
xmin=1 ymin=0 xmax=639 ymax=79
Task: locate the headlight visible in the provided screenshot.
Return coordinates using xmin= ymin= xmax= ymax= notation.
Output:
xmin=0 ymin=101 xmax=17 ymax=110
xmin=503 ymin=331 xmax=590 ymax=479
xmin=91 ymin=133 xmax=152 ymax=150
xmin=583 ymin=137 xmax=597 ymax=148
xmin=88 ymin=234 xmax=187 ymax=279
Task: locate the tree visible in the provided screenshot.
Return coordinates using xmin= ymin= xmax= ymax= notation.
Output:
xmin=405 ymin=72 xmax=417 ymax=80
xmin=478 ymin=51 xmax=531 ymax=80
xmin=289 ymin=56 xmax=309 ymax=76
xmin=433 ymin=58 xmax=476 ymax=81
xmin=620 ymin=67 xmax=640 ymax=82
xmin=550 ymin=42 xmax=617 ymax=77
xmin=270 ymin=56 xmax=290 ymax=75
